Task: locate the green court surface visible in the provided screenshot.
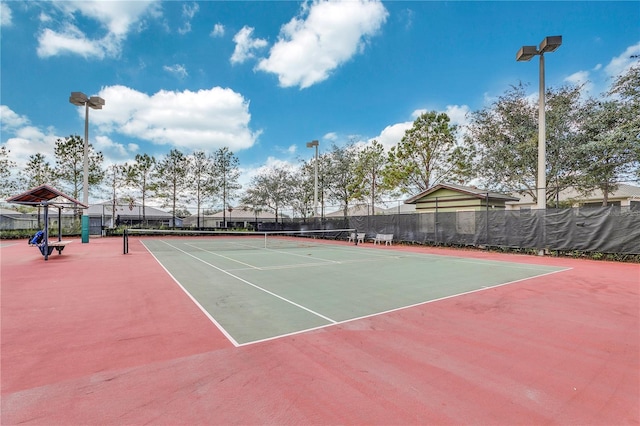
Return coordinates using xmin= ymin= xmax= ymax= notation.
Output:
xmin=142 ymin=237 xmax=567 ymax=346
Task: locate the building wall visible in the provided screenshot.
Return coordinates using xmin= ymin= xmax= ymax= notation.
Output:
xmin=413 ymin=188 xmax=508 ymax=212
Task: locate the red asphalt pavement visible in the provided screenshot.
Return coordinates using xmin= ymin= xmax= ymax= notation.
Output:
xmin=1 ymin=237 xmax=638 ymax=425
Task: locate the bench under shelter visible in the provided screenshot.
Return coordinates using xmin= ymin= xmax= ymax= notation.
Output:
xmin=6 ymin=184 xmax=88 ymax=260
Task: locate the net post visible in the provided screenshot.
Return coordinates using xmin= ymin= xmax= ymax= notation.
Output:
xmin=123 ymin=228 xmax=128 ymax=254
xmin=354 ymin=229 xmax=358 ymax=246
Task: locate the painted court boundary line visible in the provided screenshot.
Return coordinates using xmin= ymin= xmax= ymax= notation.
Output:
xmin=156 ymin=240 xmax=337 ymax=325
xmin=139 ymin=238 xmax=572 ymax=348
xmin=185 ymin=240 xmax=404 ymax=271
xmin=240 ymin=266 xmax=572 ymax=347
xmin=140 ymin=240 xmax=240 ymax=347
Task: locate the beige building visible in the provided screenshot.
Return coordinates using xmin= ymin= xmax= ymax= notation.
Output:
xmin=404 ymin=183 xmax=519 ymax=213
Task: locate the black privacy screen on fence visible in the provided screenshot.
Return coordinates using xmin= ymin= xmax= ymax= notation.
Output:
xmin=287 ymin=206 xmax=640 ymax=255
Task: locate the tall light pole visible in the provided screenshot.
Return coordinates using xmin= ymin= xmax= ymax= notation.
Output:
xmin=306 ymin=140 xmax=319 ymax=217
xmin=69 ymin=91 xmax=105 ymax=243
xmin=516 ymin=35 xmax=562 ymax=210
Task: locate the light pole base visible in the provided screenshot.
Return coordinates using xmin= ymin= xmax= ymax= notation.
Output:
xmin=81 ymin=215 xmax=90 ymax=243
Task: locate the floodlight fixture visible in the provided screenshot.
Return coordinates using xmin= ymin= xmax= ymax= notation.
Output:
xmin=516 ymin=46 xmax=538 ymax=62
xmin=69 ymin=91 xmax=88 ymax=106
xmin=539 ymin=36 xmax=562 ymax=53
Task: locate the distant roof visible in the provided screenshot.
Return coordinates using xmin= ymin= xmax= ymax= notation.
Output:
xmin=506 ymin=183 xmax=640 ymax=206
xmin=404 ymin=182 xmax=519 ymax=204
xmin=87 ymin=201 xmax=173 ymax=217
xmin=196 ymin=206 xmax=277 ymax=219
xmin=5 ymin=184 xmax=88 ymax=209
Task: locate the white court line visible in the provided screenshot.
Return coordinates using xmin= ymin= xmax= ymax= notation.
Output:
xmin=226 ymin=256 xmax=404 ymax=272
xmin=140 ymin=240 xmax=241 ymax=347
xmin=238 ymin=266 xmax=572 ymax=347
xmin=158 ymin=239 xmax=337 ymax=324
xmin=185 ymin=242 xmax=260 ymax=269
xmin=142 ymin=237 xmax=572 ymax=347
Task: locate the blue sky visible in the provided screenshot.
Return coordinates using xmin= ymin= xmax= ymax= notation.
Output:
xmin=1 ymin=0 xmax=639 ymax=202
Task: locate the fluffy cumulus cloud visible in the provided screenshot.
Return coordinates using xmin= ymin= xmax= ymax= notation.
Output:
xmin=231 ymin=26 xmax=268 ymax=64
xmin=0 ymin=105 xmax=138 ymax=168
xmin=211 ymin=23 xmax=225 ymax=38
xmin=37 ymin=0 xmax=160 ymax=58
xmin=605 ymin=41 xmax=640 ymax=77
xmin=88 ymin=85 xmax=260 ymax=152
xmin=256 ymin=0 xmax=388 ymax=89
xmin=1 ymin=105 xmax=30 ymax=130
xmin=369 ymin=121 xmax=412 ymax=150
xmin=564 ymin=70 xmax=595 ymax=95
xmin=1 ymin=2 xmax=13 ymax=27
xmin=369 ymin=105 xmax=471 ymax=150
xmin=1 ymin=107 xmax=59 ymax=168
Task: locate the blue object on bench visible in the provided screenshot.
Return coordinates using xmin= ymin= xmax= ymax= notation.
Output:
xmin=29 ymin=230 xmax=70 ymax=259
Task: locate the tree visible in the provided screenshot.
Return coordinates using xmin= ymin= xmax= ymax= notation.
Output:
xmin=352 ymin=140 xmax=387 ymax=215
xmin=324 ymin=143 xmax=359 ymax=218
xmin=607 ymin=64 xmax=640 ymax=181
xmin=290 ymin=158 xmax=315 ymax=219
xmin=22 ymin=153 xmax=57 ymax=190
xmin=104 ymin=163 xmax=127 ymax=227
xmin=241 ymin=166 xmax=295 ymax=223
xmin=188 ymin=151 xmax=215 ymax=228
xmin=212 ymin=147 xmax=241 ymax=228
xmin=53 ymin=134 xmax=104 ymax=201
xmin=544 ymin=84 xmax=589 ymax=207
xmin=0 ymin=146 xmax=19 ymax=198
xmin=384 ymin=111 xmax=466 ymax=196
xmin=125 ymin=153 xmax=156 ymax=223
xmin=577 ymin=99 xmax=639 ymax=205
xmin=153 ymin=149 xmax=190 ymax=227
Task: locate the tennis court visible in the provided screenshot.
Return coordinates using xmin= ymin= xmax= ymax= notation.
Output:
xmin=2 ymin=234 xmax=638 ymax=425
xmin=130 ymin=229 xmax=567 ymax=345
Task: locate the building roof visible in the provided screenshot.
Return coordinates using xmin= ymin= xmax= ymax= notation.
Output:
xmin=404 ymin=182 xmax=519 ymax=204
xmin=325 ymin=204 xmax=373 ymax=217
xmin=506 ymin=183 xmax=640 ymax=206
xmin=186 ymin=206 xmax=278 ymax=220
xmin=87 ymin=201 xmax=174 ymax=218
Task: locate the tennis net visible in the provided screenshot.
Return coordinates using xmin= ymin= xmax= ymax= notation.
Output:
xmin=123 ymin=228 xmax=357 ymax=254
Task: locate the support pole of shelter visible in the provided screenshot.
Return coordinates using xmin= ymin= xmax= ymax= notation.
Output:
xmin=43 ymin=203 xmax=50 ymax=261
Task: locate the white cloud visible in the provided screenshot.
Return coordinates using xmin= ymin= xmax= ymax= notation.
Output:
xmin=231 ymin=26 xmax=268 ymax=64
xmin=605 ymin=41 xmax=640 ymax=77
xmin=93 ymin=135 xmax=139 ymax=162
xmin=369 ymin=121 xmax=412 ymax=150
xmin=1 ymin=3 xmax=13 ymax=27
xmin=256 ymin=0 xmax=388 ymax=89
xmin=369 ymin=105 xmax=471 ymax=151
xmin=564 ymin=70 xmax=594 ymax=94
xmin=88 ymin=85 xmax=261 ymax=153
xmin=163 ymin=64 xmax=188 ymax=78
xmin=444 ymin=104 xmax=470 ymax=128
xmin=3 ymin=130 xmax=59 ymax=169
xmin=211 ymin=23 xmax=225 ymax=38
xmin=322 ymin=132 xmax=338 ymax=142
xmin=37 ymin=25 xmax=105 ymax=59
xmin=36 ymin=0 xmax=160 ymax=59
xmin=1 ymin=105 xmax=30 ymax=129
xmin=178 ymin=2 xmax=199 ymax=35
xmin=239 ymin=156 xmax=298 ymax=189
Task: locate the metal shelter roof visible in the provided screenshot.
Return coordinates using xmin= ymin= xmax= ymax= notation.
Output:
xmin=5 ymin=184 xmax=88 ymax=209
